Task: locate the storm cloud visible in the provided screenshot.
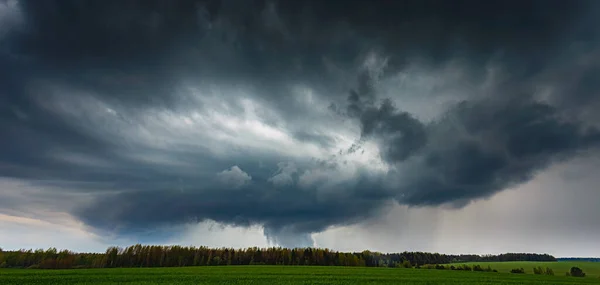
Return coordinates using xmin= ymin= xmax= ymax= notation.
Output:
xmin=1 ymin=0 xmax=600 ymax=246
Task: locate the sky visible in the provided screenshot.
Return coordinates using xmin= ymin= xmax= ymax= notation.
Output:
xmin=1 ymin=0 xmax=600 ymax=257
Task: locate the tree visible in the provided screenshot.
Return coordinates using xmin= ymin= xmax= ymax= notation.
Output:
xmin=569 ymin=267 xmax=586 ymax=277
xmin=401 ymin=260 xmax=412 ymax=268
xmin=211 ymin=256 xmax=221 ymax=266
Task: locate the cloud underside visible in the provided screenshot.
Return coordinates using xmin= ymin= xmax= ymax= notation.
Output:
xmin=1 ymin=0 xmax=600 ymax=246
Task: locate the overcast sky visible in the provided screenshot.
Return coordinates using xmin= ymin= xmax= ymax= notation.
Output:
xmin=1 ymin=0 xmax=600 ymax=257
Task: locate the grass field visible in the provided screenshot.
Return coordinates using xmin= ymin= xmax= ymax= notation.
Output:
xmin=2 ymin=265 xmax=600 ymax=285
xmin=443 ymin=261 xmax=600 ymax=278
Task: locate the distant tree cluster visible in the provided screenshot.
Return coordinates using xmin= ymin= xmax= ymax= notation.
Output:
xmin=566 ymin=267 xmax=586 ymax=277
xmin=422 ymin=264 xmax=497 ymax=272
xmin=448 ymin=264 xmax=474 ymax=271
xmin=0 ymin=245 xmax=557 ymax=269
xmin=558 ymin=258 xmax=600 ymax=262
xmin=533 ymin=266 xmax=554 ymax=276
xmin=0 ymin=248 xmax=103 ymax=269
xmin=472 ymin=265 xmax=496 ymax=272
xmin=460 ymin=253 xmax=556 ymax=263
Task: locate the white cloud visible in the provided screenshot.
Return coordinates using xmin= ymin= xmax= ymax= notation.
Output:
xmin=217 ymin=165 xmax=252 ymax=189
xmin=169 ymin=221 xmax=270 ymax=248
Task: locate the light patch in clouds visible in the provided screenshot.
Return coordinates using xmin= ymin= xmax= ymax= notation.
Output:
xmin=38 ymin=84 xmax=337 ymax=162
xmin=169 ymin=221 xmax=270 ymax=249
xmin=217 ymin=166 xmax=252 ymax=189
xmin=268 ymin=162 xmax=297 ymax=187
xmin=0 ymin=178 xmax=91 ymax=218
xmin=377 ymin=60 xmax=482 ymax=122
xmin=0 ymin=213 xmax=118 ymax=252
xmin=0 ymin=0 xmax=21 ymax=39
xmin=49 ymin=151 xmax=113 ymax=168
xmin=362 ymin=51 xmax=389 ymax=80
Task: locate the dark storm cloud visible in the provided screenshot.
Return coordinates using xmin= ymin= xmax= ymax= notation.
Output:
xmin=395 ymin=97 xmax=600 ymax=206
xmin=345 ymin=65 xmax=600 ymax=206
xmin=350 ymin=95 xmax=427 ymax=163
xmin=75 ymin=174 xmax=387 ymax=242
xmin=2 ymin=0 xmax=600 ymax=246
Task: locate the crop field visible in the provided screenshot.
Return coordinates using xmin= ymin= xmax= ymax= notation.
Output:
xmin=2 ymin=265 xmax=600 ymax=285
xmin=443 ymin=261 xmax=600 ymax=278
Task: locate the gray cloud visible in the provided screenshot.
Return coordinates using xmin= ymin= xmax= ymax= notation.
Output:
xmin=1 ymin=0 xmax=600 ymax=247
xmin=268 ymin=162 xmax=297 ymax=187
xmin=354 ymin=98 xmax=427 ymax=163
xmin=217 ymin=166 xmax=252 ymax=189
xmin=345 ymin=66 xmax=600 ymax=205
xmin=396 ymin=97 xmax=600 ymax=206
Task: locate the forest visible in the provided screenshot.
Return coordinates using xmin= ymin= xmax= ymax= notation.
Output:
xmin=0 ymin=245 xmax=556 ymax=269
xmin=558 ymin=258 xmax=600 ymax=262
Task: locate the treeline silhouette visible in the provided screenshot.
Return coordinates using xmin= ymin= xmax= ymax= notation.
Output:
xmin=558 ymin=258 xmax=600 ymax=262
xmin=0 ymin=245 xmax=556 ymax=269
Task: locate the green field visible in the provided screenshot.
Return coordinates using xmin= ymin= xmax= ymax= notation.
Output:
xmin=2 ymin=265 xmax=600 ymax=285
xmin=443 ymin=261 xmax=600 ymax=278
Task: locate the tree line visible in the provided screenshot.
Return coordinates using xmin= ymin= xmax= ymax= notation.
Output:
xmin=558 ymin=258 xmax=600 ymax=262
xmin=0 ymin=245 xmax=556 ymax=269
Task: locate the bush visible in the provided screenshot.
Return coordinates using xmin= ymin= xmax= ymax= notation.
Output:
xmin=435 ymin=264 xmax=447 ymax=270
xmin=469 ymin=264 xmax=497 ymax=272
xmin=545 ymin=267 xmax=554 ymax=276
xmin=510 ymin=268 xmax=525 ymax=274
xmin=27 ymin=264 xmax=40 ymax=269
xmin=533 ymin=266 xmax=544 ymax=275
xmin=569 ymin=267 xmax=586 ymax=277
xmin=0 ymin=262 xmax=7 ymax=268
xmin=401 ymin=260 xmax=412 ymax=268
